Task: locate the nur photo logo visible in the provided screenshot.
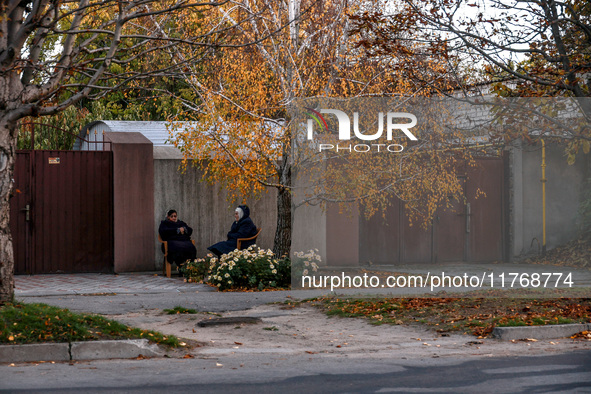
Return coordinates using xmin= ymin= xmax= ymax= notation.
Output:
xmin=304 ymin=108 xmax=418 ymax=153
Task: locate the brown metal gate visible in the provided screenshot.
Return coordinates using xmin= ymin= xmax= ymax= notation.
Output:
xmin=359 ymin=156 xmax=506 ymax=264
xmin=432 ymin=157 xmax=506 ymax=263
xmin=10 ymin=150 xmax=113 ymax=274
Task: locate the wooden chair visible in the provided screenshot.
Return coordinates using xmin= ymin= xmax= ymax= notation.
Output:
xmin=237 ymin=227 xmax=261 ymax=250
xmin=158 ymin=234 xmax=195 ymax=278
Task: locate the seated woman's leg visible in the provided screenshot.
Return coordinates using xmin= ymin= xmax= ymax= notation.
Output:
xmin=207 ymin=246 xmax=222 ymax=258
xmin=207 ymin=240 xmax=236 ymax=258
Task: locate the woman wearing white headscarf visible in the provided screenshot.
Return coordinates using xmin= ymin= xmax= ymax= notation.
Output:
xmin=208 ymin=205 xmax=257 ymax=257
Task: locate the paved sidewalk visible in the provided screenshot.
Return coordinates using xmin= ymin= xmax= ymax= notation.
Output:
xmin=14 ymin=261 xmax=591 ymax=298
xmin=14 ymin=272 xmax=213 ymax=297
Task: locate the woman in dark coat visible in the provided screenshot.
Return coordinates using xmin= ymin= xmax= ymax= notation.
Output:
xmin=158 ymin=210 xmax=197 ymax=268
xmin=208 ymin=205 xmax=257 ymax=257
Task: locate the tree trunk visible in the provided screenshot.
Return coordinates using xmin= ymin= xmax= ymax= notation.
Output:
xmin=273 ymin=186 xmax=293 ymax=258
xmin=0 ymin=117 xmax=16 ymax=305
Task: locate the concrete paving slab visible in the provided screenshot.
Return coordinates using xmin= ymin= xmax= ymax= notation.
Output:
xmin=14 ymin=272 xmax=215 ymax=297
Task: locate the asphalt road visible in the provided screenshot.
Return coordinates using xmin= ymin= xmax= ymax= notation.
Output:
xmin=1 ymin=350 xmax=590 ymax=393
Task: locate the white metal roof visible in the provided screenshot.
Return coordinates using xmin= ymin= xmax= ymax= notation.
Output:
xmin=75 ymin=121 xmax=189 ymax=150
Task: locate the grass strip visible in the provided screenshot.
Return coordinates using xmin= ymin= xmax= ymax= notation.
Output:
xmin=0 ymin=302 xmax=180 ymax=347
xmin=304 ymin=297 xmax=591 ymax=338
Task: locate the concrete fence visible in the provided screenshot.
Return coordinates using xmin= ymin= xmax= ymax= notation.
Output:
xmin=78 ymin=122 xmax=590 ymax=271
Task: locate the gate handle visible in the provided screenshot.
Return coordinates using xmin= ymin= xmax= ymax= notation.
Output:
xmin=21 ymin=204 xmax=30 ymax=221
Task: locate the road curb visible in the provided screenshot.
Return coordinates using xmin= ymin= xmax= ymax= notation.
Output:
xmin=492 ymin=323 xmax=591 ymax=341
xmin=0 ymin=339 xmax=163 ymax=363
xmin=0 ymin=343 xmax=70 ymax=363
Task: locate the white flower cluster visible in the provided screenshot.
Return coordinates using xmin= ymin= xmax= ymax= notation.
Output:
xmin=293 ymin=249 xmax=321 ymax=275
xmin=206 ymin=245 xmax=281 ymax=286
xmin=217 ymin=245 xmax=274 ymax=263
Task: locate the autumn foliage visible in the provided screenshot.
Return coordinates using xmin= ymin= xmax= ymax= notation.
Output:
xmin=169 ymin=0 xmax=478 ymax=254
xmin=315 ymin=296 xmax=591 ymax=338
xmin=349 ymin=0 xmax=591 ymax=158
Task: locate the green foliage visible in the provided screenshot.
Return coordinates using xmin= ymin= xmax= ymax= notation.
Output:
xmin=497 ymin=316 xmax=574 ymax=327
xmin=180 ymin=258 xmax=210 ymax=283
xmin=17 ymin=101 xmax=146 ymax=150
xmin=0 ymin=303 xmax=180 ymax=347
xmin=183 ymin=246 xmax=291 ymax=291
xmin=17 ymin=83 xmax=188 ymax=150
xmin=556 ymin=316 xmax=575 ymax=325
xmin=498 ymin=319 xmax=527 ymax=327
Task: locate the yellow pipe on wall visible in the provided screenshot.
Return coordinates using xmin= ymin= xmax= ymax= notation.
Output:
xmin=541 ymin=139 xmax=547 ymax=254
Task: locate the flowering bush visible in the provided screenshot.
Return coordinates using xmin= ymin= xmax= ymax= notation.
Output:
xmin=180 ymin=258 xmax=209 ymax=283
xmin=291 ymin=249 xmax=321 ymax=282
xmin=181 ymin=247 xmax=323 ymax=291
xmin=183 ymin=246 xmax=291 ymax=291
